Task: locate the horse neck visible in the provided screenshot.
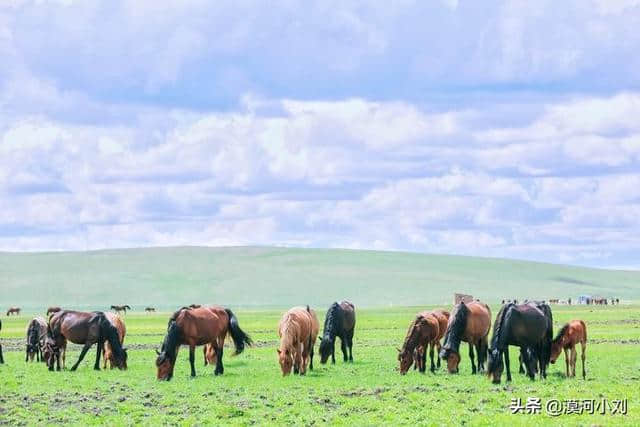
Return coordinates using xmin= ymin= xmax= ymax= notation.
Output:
xmin=279 ymin=317 xmax=300 ymax=351
xmin=322 ymin=305 xmax=340 ymax=341
xmin=163 ymin=322 xmax=182 ymax=360
xmin=443 ymin=305 xmax=468 ymax=353
xmin=492 ymin=305 xmax=513 ymax=351
xmin=401 ymin=319 xmax=421 ymax=355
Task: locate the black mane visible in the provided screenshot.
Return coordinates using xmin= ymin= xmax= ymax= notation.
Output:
xmin=161 ymin=320 xmax=182 ymax=362
xmin=319 ymin=302 xmax=342 ymax=356
xmin=440 ymin=302 xmax=469 ymax=357
xmin=490 ymin=303 xmax=514 ymax=351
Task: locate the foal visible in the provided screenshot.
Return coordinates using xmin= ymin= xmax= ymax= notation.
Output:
xmin=550 ymin=320 xmax=587 ymax=379
xmin=398 ymin=311 xmax=440 ymax=374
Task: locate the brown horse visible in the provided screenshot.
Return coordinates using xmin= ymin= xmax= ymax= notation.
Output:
xmin=46 ymin=310 xmax=127 ymax=371
xmin=110 ymin=305 xmax=131 ymax=315
xmin=440 ymin=301 xmax=491 ymax=374
xmin=277 ymin=306 xmax=319 ymax=376
xmin=156 ymin=306 xmax=252 ymax=380
xmin=550 ymin=320 xmax=587 ymax=379
xmin=6 ymin=307 xmax=21 ymax=316
xmin=26 ymin=317 xmax=48 ymax=362
xmin=47 ymin=307 xmax=62 ymax=316
xmin=414 ymin=309 xmax=450 ymax=370
xmin=398 ymin=311 xmax=440 ymax=374
xmin=103 ymin=312 xmax=127 ymax=369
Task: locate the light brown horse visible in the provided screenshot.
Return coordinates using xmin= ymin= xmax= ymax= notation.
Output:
xmin=45 ymin=310 xmax=127 ymax=371
xmin=440 ymin=301 xmax=491 ymax=374
xmin=203 ymin=343 xmax=218 ymax=366
xmin=277 ymin=306 xmax=319 ymax=376
xmin=6 ymin=307 xmax=21 ymax=316
xmin=398 ymin=311 xmax=440 ymax=374
xmin=155 ymin=306 xmax=252 ymax=380
xmin=47 ymin=307 xmax=62 ymax=316
xmin=26 ymin=317 xmax=48 ymax=362
xmin=550 ymin=320 xmax=587 ymax=379
xmin=103 ymin=312 xmax=127 ymax=369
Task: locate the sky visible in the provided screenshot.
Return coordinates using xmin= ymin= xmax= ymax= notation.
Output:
xmin=1 ymin=0 xmax=640 ymax=269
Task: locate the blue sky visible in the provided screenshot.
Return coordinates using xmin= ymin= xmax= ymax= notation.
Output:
xmin=1 ymin=0 xmax=640 ymax=268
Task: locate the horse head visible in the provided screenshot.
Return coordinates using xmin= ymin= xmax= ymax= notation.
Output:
xmin=487 ymin=348 xmax=504 ymax=384
xmin=397 ymin=348 xmax=413 ymax=375
xmin=439 ymin=347 xmax=460 ymax=374
xmin=276 ymin=348 xmax=293 ymax=376
xmin=319 ymin=337 xmax=333 ymax=364
xmin=155 ymin=349 xmax=174 ymax=381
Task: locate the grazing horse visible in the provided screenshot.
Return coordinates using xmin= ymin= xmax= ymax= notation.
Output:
xmin=487 ymin=302 xmax=553 ymax=384
xmin=203 ymin=343 xmax=218 ymax=367
xmin=0 ymin=319 xmax=4 ymax=364
xmin=145 ymin=307 xmax=156 ymax=313
xmin=103 ymin=312 xmax=127 ymax=369
xmin=398 ymin=311 xmax=440 ymax=374
xmin=277 ymin=306 xmax=319 ymax=376
xmin=440 ymin=301 xmax=491 ymax=374
xmin=156 ymin=306 xmax=252 ymax=380
xmin=319 ymin=301 xmax=356 ymax=364
xmin=415 ymin=310 xmax=450 ymax=370
xmin=46 ymin=310 xmax=127 ymax=372
xmin=110 ymin=305 xmax=131 ymax=315
xmin=26 ymin=317 xmax=47 ymax=362
xmin=550 ymin=320 xmax=587 ymax=379
xmin=47 ymin=307 xmax=62 ymax=316
xmin=6 ymin=307 xmax=21 ymax=316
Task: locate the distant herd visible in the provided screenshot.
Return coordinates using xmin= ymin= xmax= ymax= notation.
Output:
xmin=0 ymin=300 xmax=592 ymax=383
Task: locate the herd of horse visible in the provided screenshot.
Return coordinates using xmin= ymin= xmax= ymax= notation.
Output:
xmin=0 ymin=300 xmax=588 ymax=383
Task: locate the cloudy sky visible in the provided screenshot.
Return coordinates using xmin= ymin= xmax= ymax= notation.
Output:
xmin=1 ymin=0 xmax=640 ymax=268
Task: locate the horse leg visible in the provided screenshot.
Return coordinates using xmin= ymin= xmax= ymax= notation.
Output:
xmin=429 ymin=342 xmax=436 ymax=373
xmin=475 ymin=342 xmax=484 ymax=373
xmin=469 ymin=343 xmax=476 ymax=374
xmin=309 ymin=339 xmax=315 ymax=371
xmin=331 ymin=344 xmax=336 ymax=364
xmin=436 ymin=341 xmax=441 ymax=368
xmin=581 ymin=342 xmax=586 ymax=379
xmin=214 ymin=345 xmax=224 ymax=375
xmin=564 ymin=348 xmax=570 ymax=377
xmin=348 ymin=331 xmax=354 ymax=362
xmin=71 ymin=342 xmax=93 ymax=371
xmin=340 ymin=336 xmax=348 ymax=362
xmin=94 ymin=339 xmax=103 ymax=370
xmin=189 ymin=346 xmax=196 ymax=377
xmin=504 ymin=349 xmax=512 ymax=382
xmin=570 ymin=346 xmax=577 ymax=377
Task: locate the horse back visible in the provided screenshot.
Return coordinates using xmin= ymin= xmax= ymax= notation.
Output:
xmin=432 ymin=310 xmax=449 ymax=341
xmin=464 ymin=302 xmax=491 ymax=340
xmin=178 ymin=306 xmax=228 ymax=346
xmin=104 ymin=312 xmax=126 ymax=343
xmin=339 ymin=301 xmax=356 ymax=332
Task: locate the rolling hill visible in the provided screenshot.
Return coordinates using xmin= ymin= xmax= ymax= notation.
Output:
xmin=1 ymin=246 xmax=638 ymax=311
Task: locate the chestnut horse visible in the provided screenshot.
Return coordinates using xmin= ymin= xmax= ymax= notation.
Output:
xmin=277 ymin=306 xmax=319 ymax=376
xmin=414 ymin=309 xmax=449 ymax=370
xmin=47 ymin=307 xmax=61 ymax=316
xmin=26 ymin=317 xmax=47 ymax=362
xmin=203 ymin=343 xmax=218 ymax=367
xmin=319 ymin=301 xmax=356 ymax=364
xmin=6 ymin=307 xmax=20 ymax=316
xmin=398 ymin=311 xmax=440 ymax=374
xmin=46 ymin=310 xmax=127 ymax=371
xmin=103 ymin=312 xmax=127 ymax=369
xmin=550 ymin=320 xmax=587 ymax=379
xmin=155 ymin=306 xmax=252 ymax=380
xmin=487 ymin=302 xmax=553 ymax=384
xmin=440 ymin=301 xmax=491 ymax=374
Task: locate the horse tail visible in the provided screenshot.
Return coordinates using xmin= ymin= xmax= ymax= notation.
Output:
xmin=98 ymin=313 xmax=126 ymax=359
xmin=224 ymin=308 xmax=253 ymax=355
xmin=580 ymin=320 xmax=587 ymax=343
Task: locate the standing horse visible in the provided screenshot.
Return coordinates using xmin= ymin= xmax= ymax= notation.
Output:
xmin=6 ymin=307 xmax=21 ymax=316
xmin=46 ymin=307 xmax=61 ymax=316
xmin=155 ymin=306 xmax=252 ymax=380
xmin=319 ymin=301 xmax=356 ymax=364
xmin=487 ymin=302 xmax=553 ymax=384
xmin=550 ymin=320 xmax=587 ymax=379
xmin=277 ymin=306 xmax=319 ymax=376
xmin=145 ymin=307 xmax=156 ymax=313
xmin=26 ymin=317 xmax=48 ymax=362
xmin=110 ymin=305 xmax=131 ymax=315
xmin=414 ymin=310 xmax=450 ymax=370
xmin=440 ymin=301 xmax=491 ymax=374
xmin=103 ymin=312 xmax=127 ymax=369
xmin=398 ymin=311 xmax=440 ymax=374
xmin=46 ymin=310 xmax=127 ymax=372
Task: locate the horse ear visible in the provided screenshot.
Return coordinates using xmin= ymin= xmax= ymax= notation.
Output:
xmin=155 ymin=348 xmax=161 ymax=356
xmin=276 ymin=349 xmax=281 ymax=354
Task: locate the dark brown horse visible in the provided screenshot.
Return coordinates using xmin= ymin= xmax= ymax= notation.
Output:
xmin=6 ymin=307 xmax=21 ymax=316
xmin=156 ymin=306 xmax=252 ymax=380
xmin=277 ymin=306 xmax=319 ymax=376
xmin=103 ymin=312 xmax=126 ymax=369
xmin=26 ymin=317 xmax=47 ymax=362
xmin=110 ymin=305 xmax=131 ymax=315
xmin=398 ymin=311 xmax=441 ymax=374
xmin=319 ymin=301 xmax=356 ymax=364
xmin=145 ymin=307 xmax=156 ymax=313
xmin=487 ymin=302 xmax=553 ymax=383
xmin=46 ymin=307 xmax=62 ymax=316
xmin=440 ymin=301 xmax=491 ymax=374
xmin=550 ymin=320 xmax=587 ymax=379
xmin=46 ymin=310 xmax=127 ymax=371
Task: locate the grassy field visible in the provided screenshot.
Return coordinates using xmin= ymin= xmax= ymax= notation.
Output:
xmin=1 ymin=246 xmax=640 ymax=309
xmin=1 ymin=304 xmax=638 ymax=425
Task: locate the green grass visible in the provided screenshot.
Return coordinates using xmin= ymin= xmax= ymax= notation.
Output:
xmin=1 ymin=246 xmax=639 ymax=310
xmin=1 ymin=304 xmax=639 ymax=425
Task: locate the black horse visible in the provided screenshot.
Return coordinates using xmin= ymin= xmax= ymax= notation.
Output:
xmin=319 ymin=301 xmax=356 ymax=364
xmin=0 ymin=319 xmax=4 ymax=364
xmin=487 ymin=302 xmax=553 ymax=384
xmin=26 ymin=317 xmax=47 ymax=362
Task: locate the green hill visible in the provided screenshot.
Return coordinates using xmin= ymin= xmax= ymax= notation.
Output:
xmin=1 ymin=246 xmax=638 ymax=310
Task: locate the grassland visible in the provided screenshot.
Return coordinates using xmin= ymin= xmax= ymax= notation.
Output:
xmin=1 ymin=246 xmax=639 ymax=309
xmin=1 ymin=304 xmax=639 ymax=425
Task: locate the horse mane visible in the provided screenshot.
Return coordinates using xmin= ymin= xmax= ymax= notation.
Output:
xmin=553 ymin=323 xmax=570 ymax=344
xmin=441 ymin=302 xmax=469 ymax=354
xmin=319 ymin=302 xmax=342 ymax=356
xmin=162 ymin=320 xmax=182 ymax=361
xmin=96 ymin=312 xmax=126 ymax=359
xmin=279 ymin=313 xmax=299 ymax=352
xmin=490 ymin=303 xmax=514 ymax=351
xmin=27 ymin=320 xmax=40 ymax=347
xmin=400 ymin=315 xmax=423 ymax=355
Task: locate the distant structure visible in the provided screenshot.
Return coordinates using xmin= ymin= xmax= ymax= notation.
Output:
xmin=578 ymin=295 xmax=592 ymax=304
xmin=454 ymin=293 xmax=474 ymax=305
